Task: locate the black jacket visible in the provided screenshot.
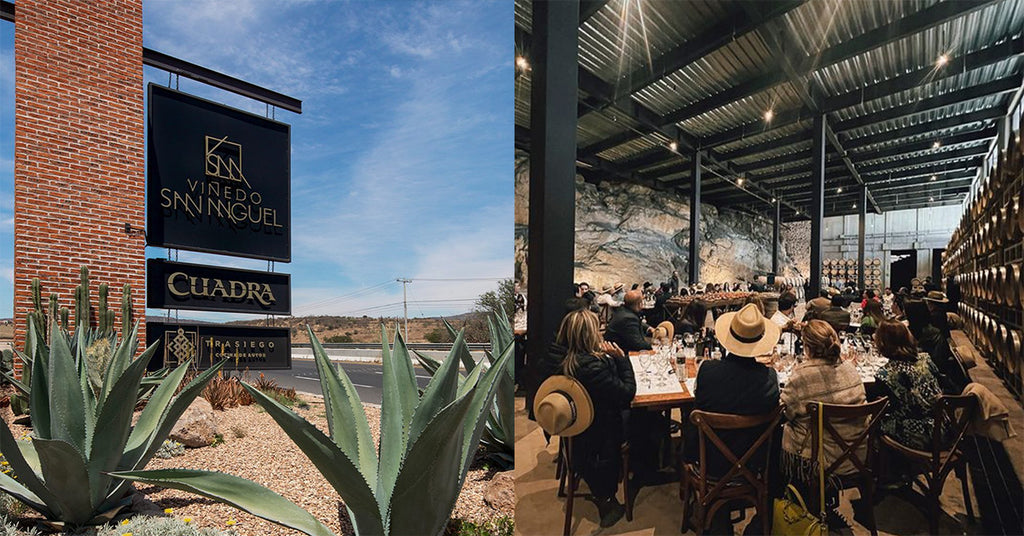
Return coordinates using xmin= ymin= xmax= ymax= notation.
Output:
xmin=605 ymin=307 xmax=652 ymax=352
xmin=688 ymin=354 xmax=780 ymax=477
xmin=571 ymin=352 xmax=637 ymax=496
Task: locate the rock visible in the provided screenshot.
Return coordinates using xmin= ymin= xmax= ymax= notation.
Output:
xmin=483 ymin=472 xmax=514 ymax=511
xmin=514 ymin=150 xmax=805 ymax=288
xmin=169 ymin=397 xmax=219 ymax=447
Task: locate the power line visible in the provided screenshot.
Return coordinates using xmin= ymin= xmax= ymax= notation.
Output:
xmin=411 ymin=277 xmax=508 ymax=281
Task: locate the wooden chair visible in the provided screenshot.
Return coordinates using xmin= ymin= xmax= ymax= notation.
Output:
xmin=555 ymin=435 xmax=581 ymax=536
xmin=880 ymin=394 xmax=978 ymax=536
xmin=807 ymin=397 xmax=889 ymax=536
xmin=679 ymin=406 xmax=784 ymax=535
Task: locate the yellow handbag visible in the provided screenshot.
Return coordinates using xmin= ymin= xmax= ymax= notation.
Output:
xmin=771 ymin=402 xmax=828 ymax=536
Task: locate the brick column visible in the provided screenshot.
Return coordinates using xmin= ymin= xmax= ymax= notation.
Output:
xmin=13 ymin=0 xmax=146 ymax=375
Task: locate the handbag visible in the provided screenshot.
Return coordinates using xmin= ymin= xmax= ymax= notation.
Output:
xmin=771 ymin=402 xmax=828 ymax=536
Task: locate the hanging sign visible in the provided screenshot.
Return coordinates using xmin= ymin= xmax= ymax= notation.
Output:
xmin=147 ymin=321 xmax=291 ymax=371
xmin=147 ymin=259 xmax=291 ymax=315
xmin=146 ymin=84 xmax=291 ymax=261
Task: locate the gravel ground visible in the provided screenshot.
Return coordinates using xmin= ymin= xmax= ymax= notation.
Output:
xmin=0 ymin=392 xmax=513 ymax=536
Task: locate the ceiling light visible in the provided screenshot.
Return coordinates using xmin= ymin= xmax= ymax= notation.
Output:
xmin=764 ymin=109 xmax=774 ymax=122
xmin=837 ymin=187 xmax=843 ymax=193
xmin=936 ymin=54 xmax=949 ymax=67
xmin=515 ymin=56 xmax=529 ymax=70
xmin=930 ymin=175 xmax=937 ymax=181
xmin=772 ymin=197 xmax=777 ymax=203
xmin=932 ymin=140 xmax=941 ymax=149
xmin=929 ymin=196 xmax=935 ymax=202
xmin=668 ymin=141 xmax=678 ymax=151
xmin=852 ymin=203 xmax=857 ymax=208
xmin=737 ymin=177 xmax=745 ymax=186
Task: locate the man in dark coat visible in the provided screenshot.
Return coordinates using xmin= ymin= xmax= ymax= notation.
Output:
xmin=817 ymin=294 xmax=852 ymax=333
xmin=604 ymin=290 xmax=653 ymax=353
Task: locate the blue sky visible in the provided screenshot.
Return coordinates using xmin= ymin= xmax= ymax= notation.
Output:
xmin=0 ymin=1 xmax=512 ymax=321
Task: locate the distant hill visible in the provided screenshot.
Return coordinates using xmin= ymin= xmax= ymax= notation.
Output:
xmin=227 ymin=313 xmax=493 ymax=344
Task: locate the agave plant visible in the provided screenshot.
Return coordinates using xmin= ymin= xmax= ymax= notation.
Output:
xmin=416 ymin=310 xmax=514 ymax=469
xmin=114 ymin=325 xmax=514 ymax=536
xmin=0 ymin=320 xmax=225 ymax=528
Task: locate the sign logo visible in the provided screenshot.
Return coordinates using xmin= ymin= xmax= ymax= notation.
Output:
xmin=166 ymin=327 xmax=199 ymax=367
xmin=205 ymin=135 xmax=250 ymax=187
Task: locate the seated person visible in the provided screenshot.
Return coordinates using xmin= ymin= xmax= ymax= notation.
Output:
xmin=802 ymin=290 xmax=832 ymax=321
xmin=817 ymin=294 xmax=852 ymax=333
xmin=604 ymin=290 xmax=653 ymax=353
xmin=905 ymin=299 xmax=966 ymax=393
xmin=556 ymin=309 xmax=635 ymax=527
xmin=867 ymin=320 xmax=944 ymax=450
xmin=859 ymin=299 xmax=886 ymax=335
xmin=780 ymin=320 xmax=867 ymax=528
xmin=678 ymin=300 xmax=707 ymax=335
xmin=688 ymin=304 xmax=781 ymax=476
xmin=773 ymin=292 xmax=799 ymax=351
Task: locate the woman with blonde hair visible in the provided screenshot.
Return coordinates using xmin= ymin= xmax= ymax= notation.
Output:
xmin=780 ymin=319 xmax=867 ymax=529
xmin=554 ymin=309 xmax=635 ymax=527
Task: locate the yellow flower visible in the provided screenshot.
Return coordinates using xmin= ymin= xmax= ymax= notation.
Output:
xmin=1 ymin=461 xmax=7 ymax=465
xmin=164 ymin=508 xmax=173 ymax=514
xmin=183 ymin=517 xmax=192 ymax=523
xmin=226 ymin=519 xmax=236 ymax=526
xmin=121 ymin=519 xmax=130 ymax=525
xmin=122 ymin=533 xmax=132 ymax=536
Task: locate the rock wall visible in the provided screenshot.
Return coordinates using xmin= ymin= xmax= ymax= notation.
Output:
xmin=781 ymin=221 xmax=811 ymax=278
xmin=514 ymin=151 xmax=805 ymax=289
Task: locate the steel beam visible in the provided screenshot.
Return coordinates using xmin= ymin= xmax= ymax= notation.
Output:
xmin=526 ymin=0 xmax=579 ymax=400
xmin=857 ymin=186 xmax=866 ymax=291
xmin=772 ymin=199 xmax=781 ymax=277
xmin=810 ymin=115 xmax=826 ymax=298
xmin=850 ymin=127 xmax=997 ymax=163
xmin=859 ymin=145 xmax=990 ymax=174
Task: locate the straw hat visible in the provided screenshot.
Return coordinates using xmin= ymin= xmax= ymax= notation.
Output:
xmin=534 ymin=375 xmax=594 ymax=437
xmin=654 ymin=321 xmax=675 ymax=341
xmin=613 ymin=282 xmax=624 ymax=293
xmin=924 ymin=290 xmax=949 ymax=304
xmin=714 ymin=303 xmax=780 ymax=358
xmin=601 ymin=284 xmax=613 ymax=294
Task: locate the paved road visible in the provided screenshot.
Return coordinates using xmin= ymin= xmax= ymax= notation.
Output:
xmin=253 ymin=360 xmax=432 ymax=405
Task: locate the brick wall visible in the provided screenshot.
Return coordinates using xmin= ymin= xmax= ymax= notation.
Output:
xmin=13 ymin=0 xmax=146 ymax=375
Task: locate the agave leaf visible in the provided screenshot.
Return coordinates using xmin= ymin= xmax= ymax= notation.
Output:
xmin=456 ymin=361 xmax=484 ymax=399
xmin=29 ymin=328 xmax=51 ymax=439
xmin=308 ymin=327 xmax=377 ymax=484
xmin=0 ymin=418 xmax=62 ymax=517
xmin=34 ymin=438 xmax=92 ymax=525
xmin=446 ymin=326 xmax=478 ymax=373
xmin=376 ymin=327 xmax=407 ymax=509
xmin=123 ymin=359 xmax=191 ymax=456
xmin=242 ymin=384 xmax=384 ymax=535
xmin=87 ymin=341 xmax=157 ymax=507
xmin=46 ymin=325 xmax=87 ymax=452
xmin=391 ymin=330 xmax=419 ymax=423
xmin=101 ymin=322 xmax=139 ymax=403
xmin=389 ymin=387 xmax=477 ymax=536
xmin=110 ymin=469 xmax=335 ymax=536
xmin=408 ymin=330 xmax=466 ymax=449
xmin=441 ymin=317 xmax=459 ymax=338
xmin=0 ymin=471 xmax=52 ymax=518
xmin=16 ymin=439 xmax=43 ymax=477
xmin=131 ymin=359 xmax=226 ymax=468
xmin=412 ymin=350 xmax=442 ymax=376
xmin=493 ymin=366 xmax=515 ymax=452
xmin=0 ymin=368 xmax=30 ymax=396
xmin=459 ymin=343 xmax=514 ymax=479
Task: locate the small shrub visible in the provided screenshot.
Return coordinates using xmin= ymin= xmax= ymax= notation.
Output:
xmin=325 ymin=334 xmax=353 ymax=343
xmin=202 ymin=373 xmax=254 ymax=410
xmin=230 ymin=424 xmax=247 ymax=439
xmin=0 ymin=513 xmax=40 ymax=536
xmin=445 ymin=516 xmax=514 ymax=536
xmin=97 ymin=515 xmax=238 ymax=536
xmin=424 ymin=328 xmax=447 ymax=343
xmin=155 ymin=440 xmax=186 ymax=459
xmin=210 ymin=433 xmax=225 ymax=448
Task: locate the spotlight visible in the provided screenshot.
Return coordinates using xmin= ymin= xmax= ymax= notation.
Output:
xmin=932 ymin=140 xmax=941 ymax=149
xmin=929 ymin=196 xmax=935 ymax=202
xmin=515 ymin=56 xmax=529 ymax=70
xmin=930 ymin=175 xmax=937 ymax=181
xmin=737 ymin=177 xmax=745 ymax=186
xmin=852 ymin=203 xmax=857 ymax=209
xmin=837 ymin=187 xmax=843 ymax=193
xmin=771 ymin=197 xmax=777 ymax=203
xmin=936 ymin=54 xmax=949 ymax=67
xmin=669 ymin=141 xmax=678 ymax=151
xmin=764 ymin=109 xmax=774 ymax=122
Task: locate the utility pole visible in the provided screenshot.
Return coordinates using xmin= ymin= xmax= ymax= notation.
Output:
xmin=397 ymin=278 xmax=411 ymax=342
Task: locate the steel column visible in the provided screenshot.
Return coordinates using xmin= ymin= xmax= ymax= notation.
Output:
xmin=809 ymin=115 xmax=826 ymax=298
xmin=772 ymin=199 xmax=781 ymax=277
xmin=688 ymin=150 xmax=702 ymax=284
xmin=526 ymin=0 xmax=578 ymax=395
xmin=857 ymin=186 xmax=867 ymax=292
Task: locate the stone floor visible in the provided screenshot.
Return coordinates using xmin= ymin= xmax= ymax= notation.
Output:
xmin=515 ymin=353 xmax=1023 ymax=536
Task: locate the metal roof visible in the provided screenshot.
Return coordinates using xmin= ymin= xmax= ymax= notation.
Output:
xmin=515 ymin=0 xmax=1024 ymax=221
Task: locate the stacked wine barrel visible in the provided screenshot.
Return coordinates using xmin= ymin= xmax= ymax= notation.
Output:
xmin=822 ymin=257 xmax=882 ymax=289
xmin=944 ymin=105 xmax=1024 ymax=399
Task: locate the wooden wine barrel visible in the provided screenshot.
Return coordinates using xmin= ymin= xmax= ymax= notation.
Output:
xmin=1010 ymin=330 xmax=1023 ymax=387
xmin=1008 ymin=263 xmax=1021 ymax=308
xmin=996 ymin=266 xmax=1008 ymax=305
